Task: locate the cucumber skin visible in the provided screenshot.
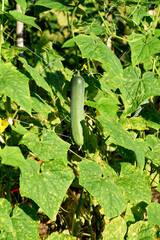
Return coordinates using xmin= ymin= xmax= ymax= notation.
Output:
xmin=71 ymin=74 xmax=85 ymax=146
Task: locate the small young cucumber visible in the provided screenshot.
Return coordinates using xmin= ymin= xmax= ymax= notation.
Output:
xmin=71 ymin=74 xmax=85 ymax=146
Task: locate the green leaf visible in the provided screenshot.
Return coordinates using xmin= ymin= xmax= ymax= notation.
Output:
xmin=19 ymin=57 xmax=53 ymax=96
xmin=15 ymin=0 xmax=27 ymax=14
xmin=146 ymin=135 xmax=160 ymax=166
xmin=20 ymin=130 xmax=70 ymax=164
xmin=0 ymin=198 xmax=13 ymax=233
xmin=127 ymin=221 xmax=157 ymax=240
xmin=147 ymin=201 xmax=160 ymax=226
xmin=98 ymin=113 xmax=147 ymax=170
xmin=103 ymin=216 xmax=127 ymax=239
xmin=123 ymin=66 xmax=160 ymax=114
xmin=31 ymin=92 xmax=53 ymax=120
xmin=9 ymin=10 xmax=41 ymax=31
xmin=0 ymin=63 xmax=31 ymax=114
xmin=48 ymin=232 xmax=76 ymax=240
xmin=132 ymin=6 xmax=152 ymax=25
xmin=74 ymin=34 xmax=123 ymax=86
xmin=85 ymin=22 xmax=106 ymax=36
xmin=79 ymin=160 xmax=127 ymax=219
xmin=87 ymin=90 xmax=119 ymax=119
xmin=119 ymin=116 xmax=148 ymax=131
xmin=35 ymin=0 xmax=73 ymax=10
xmin=62 ymin=38 xmax=75 ymax=48
xmin=0 ymin=147 xmax=74 ymax=220
xmin=0 ymin=205 xmax=39 ymax=240
xmin=2 ymin=44 xmax=24 ymax=61
xmin=128 ymin=33 xmax=160 ymax=65
xmin=124 ymin=203 xmax=135 ymax=223
xmin=117 ymin=163 xmax=151 ymax=204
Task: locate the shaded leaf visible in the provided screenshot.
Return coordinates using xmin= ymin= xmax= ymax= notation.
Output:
xmin=9 ymin=10 xmax=41 ymax=31
xmin=0 ymin=63 xmax=31 ymax=114
xmin=31 ymin=92 xmax=53 ymax=120
xmin=79 ymin=160 xmax=127 ymax=219
xmin=19 ymin=57 xmax=53 ymax=96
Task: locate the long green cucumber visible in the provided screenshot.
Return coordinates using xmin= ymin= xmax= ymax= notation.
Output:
xmin=71 ymin=74 xmax=85 ymax=146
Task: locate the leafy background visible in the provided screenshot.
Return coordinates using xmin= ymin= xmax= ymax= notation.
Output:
xmin=0 ymin=0 xmax=160 ymax=239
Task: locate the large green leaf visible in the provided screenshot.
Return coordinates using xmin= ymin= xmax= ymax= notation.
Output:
xmin=127 ymin=221 xmax=157 ymax=240
xmin=0 ymin=205 xmax=39 ymax=240
xmin=123 ymin=66 xmax=160 ymax=114
xmin=145 ymin=135 xmax=160 ymax=166
xmin=0 ymin=63 xmax=31 ymax=114
xmin=0 ymin=199 xmax=13 ymax=233
xmin=9 ymin=10 xmax=41 ymax=31
xmin=0 ymin=147 xmax=74 ymax=220
xmin=19 ymin=57 xmax=53 ymax=97
xmin=98 ymin=113 xmax=147 ymax=170
xmin=128 ymin=33 xmax=160 ymax=65
xmin=35 ymin=0 xmax=73 ymax=10
xmin=20 ymin=130 xmax=70 ymax=164
xmin=103 ymin=216 xmax=127 ymax=240
xmin=87 ymin=90 xmax=119 ymax=119
xmin=117 ymin=163 xmax=151 ymax=204
xmin=74 ymin=34 xmax=123 ymax=86
xmin=31 ymin=92 xmax=53 ymax=120
xmin=147 ymin=201 xmax=160 ymax=226
xmin=79 ymin=160 xmax=127 ymax=219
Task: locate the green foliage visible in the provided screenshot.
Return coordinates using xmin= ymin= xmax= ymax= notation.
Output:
xmin=0 ymin=0 xmax=160 ymax=239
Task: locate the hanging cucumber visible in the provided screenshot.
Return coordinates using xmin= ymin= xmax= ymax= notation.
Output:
xmin=71 ymin=73 xmax=85 ymax=146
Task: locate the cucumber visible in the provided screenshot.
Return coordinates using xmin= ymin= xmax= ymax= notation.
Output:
xmin=71 ymin=74 xmax=85 ymax=146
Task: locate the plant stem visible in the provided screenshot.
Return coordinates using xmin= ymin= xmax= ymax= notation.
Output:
xmin=112 ymin=34 xmax=129 ymax=42
xmin=91 ymin=0 xmax=112 ymax=36
xmin=74 ymin=187 xmax=84 ymax=237
xmin=71 ymin=3 xmax=79 ymax=69
xmin=6 ymin=96 xmax=11 ymax=117
xmin=88 ymin=194 xmax=93 ymax=240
